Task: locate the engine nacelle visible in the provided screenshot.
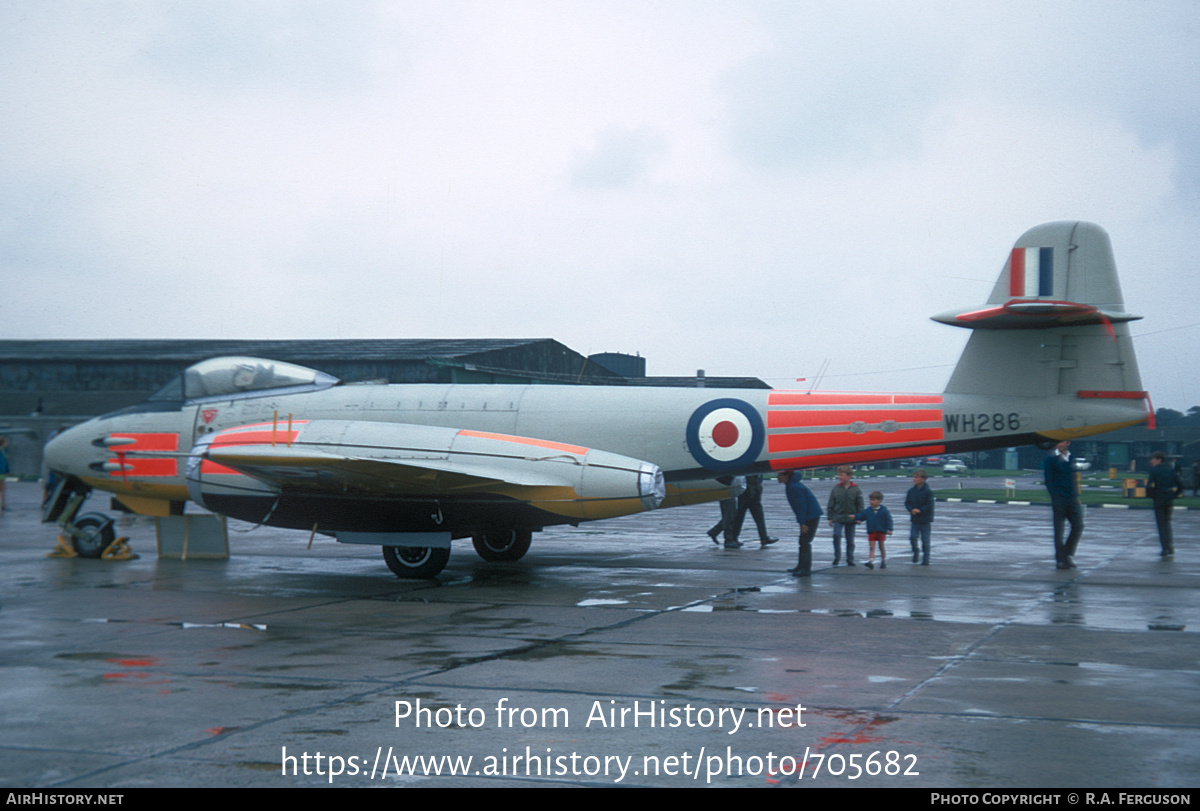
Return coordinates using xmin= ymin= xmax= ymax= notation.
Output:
xmin=185 ymin=419 xmax=665 ymax=531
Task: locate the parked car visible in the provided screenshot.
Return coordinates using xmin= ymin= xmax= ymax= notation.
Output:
xmin=1073 ymin=457 xmax=1091 ymax=471
xmin=942 ymin=459 xmax=969 ymax=473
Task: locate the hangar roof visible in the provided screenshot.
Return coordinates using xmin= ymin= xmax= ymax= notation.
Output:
xmin=0 ymin=338 xmax=560 ymax=363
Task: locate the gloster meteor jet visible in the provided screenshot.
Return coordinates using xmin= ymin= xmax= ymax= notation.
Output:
xmin=43 ymin=222 xmax=1150 ymax=578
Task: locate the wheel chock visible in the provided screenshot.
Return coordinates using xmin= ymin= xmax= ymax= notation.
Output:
xmin=101 ymin=537 xmax=138 ymax=561
xmin=47 ymin=535 xmax=78 ymax=558
xmin=48 ymin=535 xmax=139 ymax=561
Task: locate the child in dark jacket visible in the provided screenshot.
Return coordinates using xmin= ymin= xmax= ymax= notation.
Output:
xmin=856 ymin=491 xmax=894 ymax=570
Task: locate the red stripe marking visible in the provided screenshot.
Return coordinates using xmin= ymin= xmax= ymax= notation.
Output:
xmin=112 ymin=433 xmax=177 ymax=451
xmin=457 ymin=429 xmax=589 ymax=456
xmin=959 ymin=300 xmax=1100 ymax=323
xmin=955 ymin=305 xmax=1009 ymax=322
xmin=200 ymin=460 xmax=244 ymax=476
xmin=768 ymin=408 xmax=943 ymax=429
xmin=119 ymin=459 xmax=178 ymax=477
xmin=1076 ymin=390 xmax=1149 ymax=399
xmin=108 ymin=433 xmax=179 ymax=478
xmin=767 ymin=428 xmax=945 ymax=454
xmin=770 ymin=445 xmax=946 ymax=470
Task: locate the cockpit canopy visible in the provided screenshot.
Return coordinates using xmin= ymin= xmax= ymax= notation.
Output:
xmin=147 ymin=356 xmax=340 ymax=404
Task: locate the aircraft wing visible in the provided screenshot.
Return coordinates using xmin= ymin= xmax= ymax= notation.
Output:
xmin=205 ymin=442 xmax=559 ymax=494
xmin=188 ymin=419 xmax=665 ymax=515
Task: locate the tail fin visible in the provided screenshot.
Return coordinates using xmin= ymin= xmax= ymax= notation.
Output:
xmin=935 ymin=221 xmax=1144 ymax=399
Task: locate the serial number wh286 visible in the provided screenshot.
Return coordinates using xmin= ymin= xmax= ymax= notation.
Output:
xmin=944 ymin=413 xmax=1021 ymax=434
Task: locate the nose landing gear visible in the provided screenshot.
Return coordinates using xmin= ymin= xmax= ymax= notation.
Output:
xmin=43 ymin=476 xmax=137 ymax=560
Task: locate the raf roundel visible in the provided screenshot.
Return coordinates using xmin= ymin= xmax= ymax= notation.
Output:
xmin=686 ymin=398 xmax=765 ymax=472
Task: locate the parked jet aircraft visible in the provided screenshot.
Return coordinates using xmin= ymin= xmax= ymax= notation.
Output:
xmin=43 ymin=221 xmax=1150 ymax=578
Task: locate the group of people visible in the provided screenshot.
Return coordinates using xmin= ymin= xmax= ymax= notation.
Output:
xmin=712 ymin=440 xmax=1186 ymax=577
xmin=775 ymin=466 xmax=935 ymax=577
xmin=711 ymin=465 xmax=934 ymax=578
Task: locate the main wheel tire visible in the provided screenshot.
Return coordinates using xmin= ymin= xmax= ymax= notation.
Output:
xmin=381 ymin=545 xmax=450 ymax=579
xmin=72 ymin=513 xmax=116 ymax=558
xmin=471 ymin=530 xmax=532 ymax=562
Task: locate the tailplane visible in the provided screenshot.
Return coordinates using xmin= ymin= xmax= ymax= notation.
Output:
xmin=935 ymin=221 xmax=1143 ymax=398
xmin=935 ymin=221 xmax=1149 ymax=441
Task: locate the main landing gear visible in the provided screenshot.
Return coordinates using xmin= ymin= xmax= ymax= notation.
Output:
xmin=471 ymin=529 xmax=532 ymax=562
xmin=380 ymin=529 xmax=534 ymax=579
xmin=382 ymin=545 xmax=451 ymax=579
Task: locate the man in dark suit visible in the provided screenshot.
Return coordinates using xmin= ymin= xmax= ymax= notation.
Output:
xmin=1043 ymin=440 xmax=1083 ymax=569
xmin=1148 ymin=451 xmax=1182 ymax=557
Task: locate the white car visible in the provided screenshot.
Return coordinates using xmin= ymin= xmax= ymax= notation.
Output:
xmin=1073 ymin=457 xmax=1091 ymax=471
xmin=942 ymin=459 xmax=969 ymax=473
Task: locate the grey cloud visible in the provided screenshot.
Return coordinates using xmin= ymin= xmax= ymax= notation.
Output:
xmin=720 ymin=0 xmax=1200 ymax=197
xmin=721 ymin=5 xmax=961 ymax=170
xmin=136 ymin=1 xmax=378 ymax=92
xmin=570 ymin=125 xmax=668 ymax=189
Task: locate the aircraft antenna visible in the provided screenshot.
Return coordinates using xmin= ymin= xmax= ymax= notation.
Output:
xmin=809 ymin=358 xmax=830 ymax=393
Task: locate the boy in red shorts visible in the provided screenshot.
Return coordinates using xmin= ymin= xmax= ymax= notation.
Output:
xmin=856 ymin=491 xmax=894 ymax=570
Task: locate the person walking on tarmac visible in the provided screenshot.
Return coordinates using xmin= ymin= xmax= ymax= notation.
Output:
xmin=905 ymin=469 xmax=935 ymax=565
xmin=732 ymin=474 xmax=778 ymax=548
xmin=1043 ymin=440 xmax=1084 ymax=569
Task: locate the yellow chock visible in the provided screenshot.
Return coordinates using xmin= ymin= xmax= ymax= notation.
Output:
xmin=47 ymin=535 xmax=78 ymax=558
xmin=102 ymin=537 xmax=138 ymax=561
xmin=48 ymin=535 xmax=138 ymax=560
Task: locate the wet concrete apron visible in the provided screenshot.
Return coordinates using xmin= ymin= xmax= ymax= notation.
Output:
xmin=2 ymin=479 xmax=1197 ymax=787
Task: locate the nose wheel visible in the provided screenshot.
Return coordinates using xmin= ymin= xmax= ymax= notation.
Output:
xmin=45 ymin=477 xmax=136 ymax=560
xmin=70 ymin=513 xmax=116 ymax=558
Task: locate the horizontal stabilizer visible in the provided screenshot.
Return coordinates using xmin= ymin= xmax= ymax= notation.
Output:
xmin=934 ymin=221 xmax=1141 ymax=330
xmin=932 ymin=300 xmax=1140 ymax=330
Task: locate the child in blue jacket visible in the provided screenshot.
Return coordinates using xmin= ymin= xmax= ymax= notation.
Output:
xmin=856 ymin=491 xmax=894 ymax=570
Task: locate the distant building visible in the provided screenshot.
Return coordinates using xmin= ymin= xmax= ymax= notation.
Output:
xmin=587 ymin=352 xmax=646 ymax=378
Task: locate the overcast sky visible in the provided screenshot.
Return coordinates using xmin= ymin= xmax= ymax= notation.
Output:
xmin=3 ymin=1 xmax=1198 ymax=410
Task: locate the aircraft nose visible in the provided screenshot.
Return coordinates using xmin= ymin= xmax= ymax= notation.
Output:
xmin=43 ymin=421 xmax=103 ymax=477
